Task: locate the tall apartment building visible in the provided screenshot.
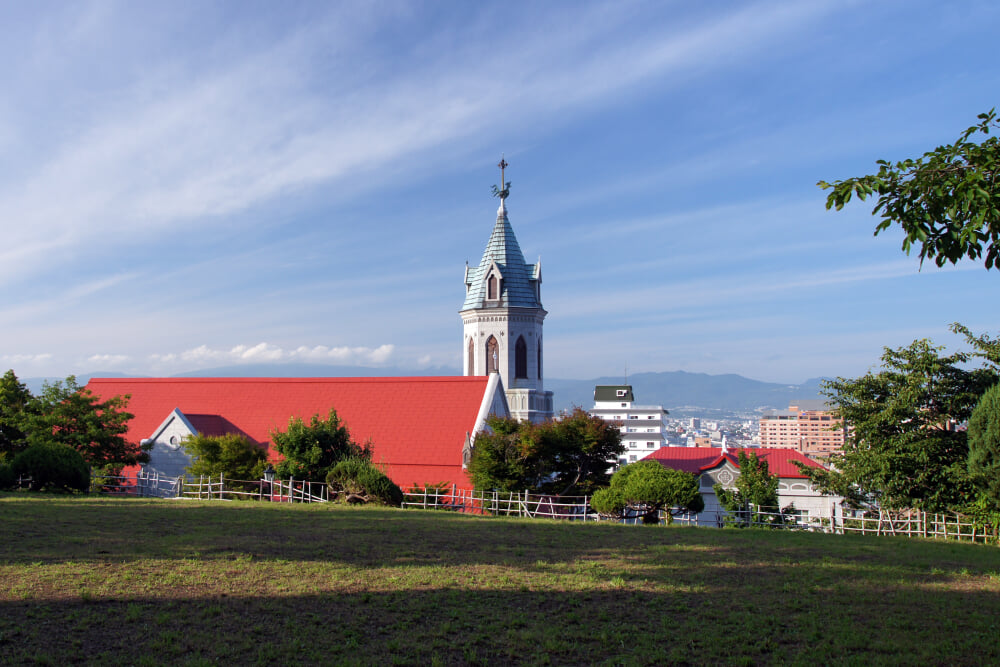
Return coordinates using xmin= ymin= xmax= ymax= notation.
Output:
xmin=759 ymin=399 xmax=845 ymax=459
xmin=590 ymin=385 xmax=669 ymax=466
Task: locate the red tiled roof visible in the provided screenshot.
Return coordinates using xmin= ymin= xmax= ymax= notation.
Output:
xmin=642 ymin=447 xmax=824 ymax=479
xmin=85 ymin=377 xmax=492 ymax=489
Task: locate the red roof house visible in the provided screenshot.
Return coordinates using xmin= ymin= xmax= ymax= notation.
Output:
xmin=85 ymin=375 xmax=509 ymax=490
xmin=641 ymin=447 xmax=836 ymax=523
xmin=642 ymin=446 xmax=823 ymax=478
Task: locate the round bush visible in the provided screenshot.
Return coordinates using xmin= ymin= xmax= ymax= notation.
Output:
xmin=327 ymin=457 xmax=403 ymax=506
xmin=11 ymin=443 xmax=90 ymax=493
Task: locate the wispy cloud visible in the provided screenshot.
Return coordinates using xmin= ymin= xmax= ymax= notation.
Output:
xmin=150 ymin=343 xmax=395 ymax=368
xmin=0 ymin=2 xmax=836 ymax=287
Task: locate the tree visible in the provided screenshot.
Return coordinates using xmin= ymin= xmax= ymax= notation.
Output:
xmin=25 ymin=376 xmax=148 ymax=472
xmin=326 ymin=457 xmax=403 ymax=506
xmin=270 ymin=408 xmax=371 ymax=483
xmin=714 ymin=451 xmax=780 ymax=524
xmin=466 ymin=409 xmax=624 ymax=494
xmin=182 ymin=433 xmax=268 ymax=488
xmin=798 ymin=336 xmax=997 ymax=511
xmin=968 ymin=382 xmax=1000 ymax=511
xmin=818 ymin=110 xmax=1000 ymax=269
xmin=10 ymin=442 xmax=90 ymax=493
xmin=465 ymin=416 xmax=541 ymax=492
xmin=0 ymin=370 xmax=35 ymax=461
xmin=535 ymin=408 xmax=625 ymax=495
xmin=591 ymin=460 xmax=703 ymax=524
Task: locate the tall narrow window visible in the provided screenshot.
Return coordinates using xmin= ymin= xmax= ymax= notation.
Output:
xmin=515 ymin=336 xmax=527 ymax=379
xmin=487 ymin=275 xmax=497 ymax=300
xmin=467 ymin=338 xmax=475 ymax=376
xmin=537 ymin=337 xmax=543 ymax=379
xmin=486 ymin=336 xmax=499 ymax=374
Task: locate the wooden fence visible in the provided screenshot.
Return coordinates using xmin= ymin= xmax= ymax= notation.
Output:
xmin=9 ymin=471 xmax=996 ymax=544
xmin=179 ymin=475 xmax=328 ymax=503
xmin=837 ymin=508 xmax=996 ymax=543
xmin=401 ymin=487 xmax=594 ymax=519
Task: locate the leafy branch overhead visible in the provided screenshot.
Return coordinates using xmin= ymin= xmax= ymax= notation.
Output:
xmin=818 ymin=109 xmax=1000 ymax=269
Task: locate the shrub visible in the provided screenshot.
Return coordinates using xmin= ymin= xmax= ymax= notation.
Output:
xmin=326 ymin=457 xmax=403 ymax=507
xmin=969 ymin=382 xmax=1000 ymax=511
xmin=271 ymin=408 xmax=370 ymax=483
xmin=591 ymin=460 xmax=703 ymax=523
xmin=0 ymin=462 xmax=14 ymax=490
xmin=182 ymin=433 xmax=268 ymax=492
xmin=11 ymin=442 xmax=90 ymax=493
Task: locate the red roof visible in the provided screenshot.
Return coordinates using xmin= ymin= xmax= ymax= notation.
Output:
xmin=642 ymin=447 xmax=824 ymax=478
xmin=85 ymin=377 xmax=494 ymax=489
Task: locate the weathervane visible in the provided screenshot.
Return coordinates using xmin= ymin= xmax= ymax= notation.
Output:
xmin=491 ymin=155 xmax=510 ymax=200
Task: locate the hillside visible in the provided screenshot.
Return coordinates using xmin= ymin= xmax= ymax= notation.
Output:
xmin=23 ymin=365 xmax=826 ymax=417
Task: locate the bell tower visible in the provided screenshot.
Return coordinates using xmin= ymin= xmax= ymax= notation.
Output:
xmin=461 ymin=158 xmax=553 ymax=422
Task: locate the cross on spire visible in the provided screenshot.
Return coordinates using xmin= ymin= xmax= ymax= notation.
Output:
xmin=492 ymin=154 xmax=510 ymax=200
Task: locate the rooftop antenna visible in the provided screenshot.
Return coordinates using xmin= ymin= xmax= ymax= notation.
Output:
xmin=625 ymin=363 xmax=628 ymax=386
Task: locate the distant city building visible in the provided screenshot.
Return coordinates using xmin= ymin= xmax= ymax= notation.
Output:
xmin=590 ymin=385 xmax=670 ymax=466
xmin=759 ymin=399 xmax=845 ymax=459
xmin=688 ymin=417 xmax=701 ymax=430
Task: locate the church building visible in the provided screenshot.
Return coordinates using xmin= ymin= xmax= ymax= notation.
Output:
xmin=83 ymin=159 xmax=555 ymax=490
xmin=461 ymin=159 xmax=554 ymax=422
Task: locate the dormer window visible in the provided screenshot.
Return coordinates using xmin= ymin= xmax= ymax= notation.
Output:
xmin=488 ymin=275 xmax=498 ymax=300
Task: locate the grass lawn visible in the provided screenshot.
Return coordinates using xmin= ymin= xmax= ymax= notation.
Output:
xmin=1 ymin=495 xmax=999 ymax=666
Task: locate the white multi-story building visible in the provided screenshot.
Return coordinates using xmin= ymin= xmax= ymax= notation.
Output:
xmin=590 ymin=385 xmax=669 ymax=466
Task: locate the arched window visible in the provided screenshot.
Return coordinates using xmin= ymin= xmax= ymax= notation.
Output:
xmin=515 ymin=336 xmax=527 ymax=379
xmin=467 ymin=337 xmax=475 ymax=376
xmin=537 ymin=337 xmax=542 ymax=379
xmin=486 ymin=336 xmax=499 ymax=374
xmin=487 ymin=275 xmax=497 ymax=300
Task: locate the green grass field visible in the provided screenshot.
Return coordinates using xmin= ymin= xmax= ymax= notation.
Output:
xmin=1 ymin=495 xmax=999 ymax=666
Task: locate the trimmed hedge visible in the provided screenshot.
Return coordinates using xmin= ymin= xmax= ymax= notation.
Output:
xmin=11 ymin=442 xmax=90 ymax=493
xmin=326 ymin=457 xmax=403 ymax=507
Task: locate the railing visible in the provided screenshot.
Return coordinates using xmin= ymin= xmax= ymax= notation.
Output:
xmin=401 ymin=487 xmax=596 ymax=520
xmin=838 ymin=509 xmax=996 ymax=543
xmin=179 ymin=475 xmax=329 ymax=503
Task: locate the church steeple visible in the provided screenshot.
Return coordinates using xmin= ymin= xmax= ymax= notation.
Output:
xmin=461 ymin=157 xmax=552 ymax=423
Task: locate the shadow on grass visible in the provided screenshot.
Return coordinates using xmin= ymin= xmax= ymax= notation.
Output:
xmin=2 ymin=584 xmax=999 ymax=666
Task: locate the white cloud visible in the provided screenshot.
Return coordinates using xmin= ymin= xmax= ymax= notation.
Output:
xmin=85 ymin=354 xmax=129 ymax=366
xmin=0 ymin=2 xmax=836 ymax=287
xmin=1 ymin=353 xmax=54 ymax=364
xmin=149 ymin=342 xmax=395 ymax=368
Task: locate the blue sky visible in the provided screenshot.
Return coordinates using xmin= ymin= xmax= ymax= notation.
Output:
xmin=1 ymin=1 xmax=999 ymax=384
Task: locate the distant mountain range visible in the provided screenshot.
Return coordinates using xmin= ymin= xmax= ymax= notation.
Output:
xmin=23 ymin=365 xmax=826 ymax=417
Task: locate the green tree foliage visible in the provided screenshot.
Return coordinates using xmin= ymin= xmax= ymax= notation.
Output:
xmin=24 ymin=376 xmax=147 ymax=472
xmin=466 ymin=416 xmax=538 ymax=492
xmin=270 ymin=408 xmax=371 ymax=482
xmin=0 ymin=461 xmax=13 ymax=490
xmin=182 ymin=433 xmax=268 ymax=487
xmin=591 ymin=460 xmax=703 ymax=524
xmin=466 ymin=409 xmax=624 ymax=494
xmin=818 ymin=110 xmax=1000 ymax=269
xmin=714 ymin=451 xmax=780 ymax=524
xmin=968 ymin=383 xmax=1000 ymax=511
xmin=326 ymin=457 xmax=403 ymax=506
xmin=10 ymin=442 xmax=90 ymax=493
xmin=799 ymin=332 xmax=998 ymax=511
xmin=0 ymin=370 xmax=35 ymax=461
